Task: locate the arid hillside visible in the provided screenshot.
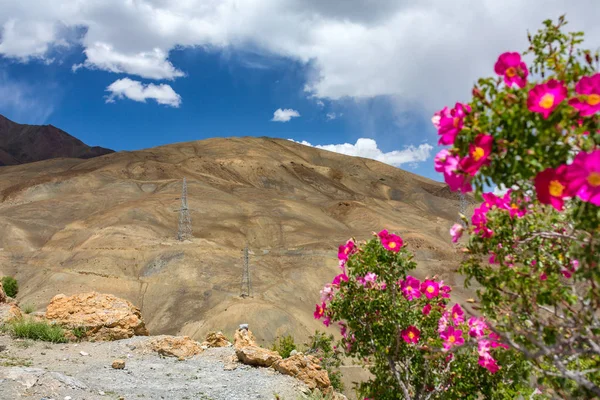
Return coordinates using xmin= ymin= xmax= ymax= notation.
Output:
xmin=0 ymin=114 xmax=114 ymax=166
xmin=0 ymin=137 xmax=470 ymax=344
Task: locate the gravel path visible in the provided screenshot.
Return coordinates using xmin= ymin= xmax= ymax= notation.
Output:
xmin=0 ymin=334 xmax=310 ymax=400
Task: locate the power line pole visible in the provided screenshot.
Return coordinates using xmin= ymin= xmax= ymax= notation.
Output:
xmin=241 ymin=245 xmax=252 ymax=298
xmin=176 ymin=177 xmax=192 ymax=241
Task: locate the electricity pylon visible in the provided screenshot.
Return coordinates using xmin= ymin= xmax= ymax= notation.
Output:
xmin=176 ymin=177 xmax=192 ymax=241
xmin=241 ymin=245 xmax=252 ymax=298
xmin=458 ymin=192 xmax=468 ymax=225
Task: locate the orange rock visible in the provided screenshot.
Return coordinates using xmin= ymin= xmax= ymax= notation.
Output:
xmin=45 ymin=292 xmax=148 ymax=341
xmin=0 ymin=281 xmax=7 ymax=303
xmin=273 ymin=354 xmax=331 ymax=390
xmin=233 ymin=328 xmax=256 ymax=349
xmin=149 ymin=335 xmax=203 ymax=359
xmin=0 ymin=303 xmax=22 ymax=324
xmin=202 ymin=331 xmax=232 ymax=348
xmin=236 ymin=346 xmax=282 ymax=367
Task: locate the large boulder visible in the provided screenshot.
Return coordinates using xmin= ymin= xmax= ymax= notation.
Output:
xmin=0 ymin=280 xmax=7 ymax=303
xmin=235 ymin=346 xmax=282 ymax=367
xmin=0 ymin=303 xmax=22 ymax=325
xmin=202 ymin=331 xmax=232 ymax=348
xmin=45 ymin=292 xmax=148 ymax=341
xmin=273 ymin=353 xmax=331 ymax=391
xmin=148 ymin=335 xmax=203 ymax=359
xmin=233 ymin=327 xmax=257 ymax=349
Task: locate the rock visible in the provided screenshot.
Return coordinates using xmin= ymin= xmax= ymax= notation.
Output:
xmin=289 ymin=349 xmax=299 ymax=356
xmin=233 ymin=327 xmax=257 ymax=349
xmin=112 ymin=359 xmax=126 ymax=369
xmin=148 ymin=335 xmax=203 ymax=359
xmin=45 ymin=292 xmax=148 ymax=341
xmin=0 ymin=302 xmax=22 ymax=324
xmin=272 ymin=354 xmax=331 ymax=390
xmin=0 ymin=280 xmax=7 ymax=303
xmin=235 ymin=346 xmax=282 ymax=368
xmin=79 ymin=351 xmax=89 ymax=356
xmin=202 ymin=331 xmax=232 ymax=348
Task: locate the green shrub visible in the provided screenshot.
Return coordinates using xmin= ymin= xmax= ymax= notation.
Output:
xmin=304 ymin=331 xmax=344 ymax=393
xmin=1 ymin=276 xmax=18 ymax=298
xmin=271 ymin=334 xmax=297 ymax=359
xmin=21 ymin=303 xmax=35 ymax=314
xmin=6 ymin=319 xmax=67 ymax=343
xmin=71 ymin=326 xmax=88 ymax=340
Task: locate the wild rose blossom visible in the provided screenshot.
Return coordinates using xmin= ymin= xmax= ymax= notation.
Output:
xmin=378 ymin=229 xmax=403 ymax=252
xmin=323 ymin=316 xmax=331 ymax=327
xmin=449 ymin=223 xmax=464 ymax=243
xmin=468 ymin=317 xmax=488 ymax=338
xmin=565 ymin=150 xmax=600 ymax=206
xmin=451 ymin=303 xmax=465 ymax=324
xmin=401 ymin=276 xmax=422 ymax=300
xmin=527 ymin=79 xmax=568 ymax=119
xmin=314 ymin=302 xmax=326 ymax=320
xmin=434 ymin=149 xmax=473 ymax=193
xmin=401 ymin=326 xmax=421 ymax=344
xmin=472 ymin=207 xmax=493 ymax=238
xmin=494 ymin=52 xmax=528 ymax=88
xmin=459 ymin=133 xmax=493 ymax=176
xmin=568 ymin=73 xmax=600 ymax=116
xmin=332 ymin=273 xmax=348 ymax=286
xmin=534 ymin=165 xmax=569 ymax=210
xmin=479 ymin=354 xmax=500 ymax=373
xmin=422 ymin=304 xmax=432 ymax=315
xmin=320 ymin=284 xmax=335 ymax=303
xmin=440 ymin=281 xmax=451 ymax=298
xmin=440 ymin=326 xmax=465 ymax=350
xmin=433 ymin=102 xmax=471 ymax=145
xmin=438 ymin=311 xmax=450 ymax=333
xmin=338 ymin=240 xmax=356 ymax=261
xmin=420 ymin=279 xmax=440 ymax=299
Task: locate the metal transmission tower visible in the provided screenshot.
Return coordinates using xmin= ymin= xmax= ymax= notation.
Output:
xmin=176 ymin=178 xmax=193 ymax=241
xmin=240 ymin=245 xmax=252 ymax=298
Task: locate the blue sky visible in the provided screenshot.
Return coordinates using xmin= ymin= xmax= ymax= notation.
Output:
xmin=0 ymin=1 xmax=597 ymax=182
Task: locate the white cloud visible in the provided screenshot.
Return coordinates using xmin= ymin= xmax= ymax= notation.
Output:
xmin=0 ymin=71 xmax=54 ymax=123
xmin=326 ymin=112 xmax=336 ymax=120
xmin=290 ymin=138 xmax=433 ymax=167
xmin=271 ymin=108 xmax=300 ymax=122
xmin=105 ymin=78 xmax=181 ymax=107
xmin=0 ymin=1 xmax=598 ymax=111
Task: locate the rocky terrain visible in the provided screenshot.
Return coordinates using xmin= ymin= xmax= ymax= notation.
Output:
xmin=0 ymin=114 xmax=113 ymax=166
xmin=0 ymin=135 xmax=473 ymax=345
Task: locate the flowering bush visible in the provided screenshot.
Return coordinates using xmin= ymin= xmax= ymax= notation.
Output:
xmin=315 ymin=233 xmax=531 ymax=399
xmin=433 ymin=17 xmax=600 ymax=398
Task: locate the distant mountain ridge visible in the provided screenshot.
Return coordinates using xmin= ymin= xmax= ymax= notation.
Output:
xmin=0 ymin=114 xmax=114 ymax=166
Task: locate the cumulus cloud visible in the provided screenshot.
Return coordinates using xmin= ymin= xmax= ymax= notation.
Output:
xmin=0 ymin=1 xmax=597 ymax=110
xmin=290 ymin=138 xmax=433 ymax=167
xmin=326 ymin=112 xmax=336 ymax=120
xmin=105 ymin=78 xmax=181 ymax=107
xmin=271 ymin=108 xmax=300 ymax=122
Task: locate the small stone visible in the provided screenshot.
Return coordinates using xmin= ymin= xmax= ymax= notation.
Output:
xmin=112 ymin=359 xmax=126 ymax=369
xmin=80 ymin=351 xmax=89 ymax=356
xmin=65 ymin=397 xmax=72 ymax=400
xmin=41 ymin=352 xmax=46 ymax=355
xmin=98 ymin=391 xmax=106 ymax=395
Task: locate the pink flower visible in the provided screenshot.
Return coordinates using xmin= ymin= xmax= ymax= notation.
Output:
xmin=568 ymin=73 xmax=600 ymax=116
xmin=339 ymin=322 xmax=347 ymax=338
xmin=332 ymin=273 xmax=349 ymax=286
xmin=364 ymin=272 xmax=377 ymax=283
xmin=468 ymin=317 xmax=488 ymax=338
xmin=451 ymin=303 xmax=464 ymax=325
xmin=449 ymin=223 xmax=464 ymax=243
xmin=440 ymin=326 xmax=465 ymax=350
xmin=314 ymin=303 xmax=326 ymax=320
xmin=320 ymin=284 xmax=335 ymax=303
xmin=479 ymin=354 xmax=500 ymax=373
xmin=527 ymin=79 xmax=568 ymax=119
xmin=434 ymin=150 xmax=473 ymax=193
xmin=422 ymin=304 xmax=432 ymax=315
xmin=440 ymin=282 xmax=452 ymax=298
xmin=489 ymin=332 xmax=509 ymax=349
xmin=565 ymin=150 xmax=600 ymax=206
xmin=356 ymin=275 xmax=366 ymax=286
xmin=459 ymin=133 xmax=493 ymax=176
xmin=535 ymin=166 xmax=569 ymax=210
xmin=323 ymin=316 xmax=331 ymax=327
xmin=478 ymin=339 xmax=491 ymax=357
xmin=420 ymin=280 xmax=440 ymax=299
xmin=379 ymin=282 xmax=387 ymax=291
xmin=438 ymin=311 xmax=450 ymax=333
xmin=488 ymin=252 xmax=498 ymax=264
xmin=433 ymin=102 xmax=471 ymax=145
xmin=378 ymin=229 xmax=403 ymax=252
xmin=401 ymin=326 xmax=421 ymax=344
xmin=472 ymin=207 xmax=493 ymax=238
xmin=481 ymin=192 xmax=504 ymax=212
xmin=494 ymin=52 xmax=528 ymax=88
xmin=338 ymin=240 xmax=356 ymax=261
xmin=401 ymin=276 xmax=421 ymax=301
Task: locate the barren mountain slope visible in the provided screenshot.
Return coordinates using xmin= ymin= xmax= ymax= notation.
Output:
xmin=0 ymin=137 xmax=469 ymax=344
xmin=0 ymin=114 xmax=114 ymax=166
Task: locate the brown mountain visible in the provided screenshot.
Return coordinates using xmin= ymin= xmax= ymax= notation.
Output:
xmin=0 ymin=114 xmax=114 ymax=166
xmin=0 ymin=137 xmax=471 ymax=345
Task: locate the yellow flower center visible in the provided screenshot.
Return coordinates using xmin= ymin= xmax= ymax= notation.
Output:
xmin=408 ymin=332 xmax=415 ymax=339
xmin=511 ymin=203 xmax=518 ymax=209
xmin=472 ymin=146 xmax=485 ymax=162
xmin=427 ymin=286 xmax=434 ymax=293
xmin=588 ymin=172 xmax=600 ymax=187
xmin=549 ymin=180 xmax=565 ymax=197
xmin=505 ymin=67 xmax=516 ymax=77
xmin=388 ymin=242 xmax=397 ymax=249
xmin=448 ymin=336 xmax=456 ymax=343
xmin=453 ymin=117 xmax=460 ymax=128
xmin=587 ymin=94 xmax=600 ymax=106
xmin=539 ymin=93 xmax=555 ymax=109
xmin=344 ymin=247 xmax=350 ymax=254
